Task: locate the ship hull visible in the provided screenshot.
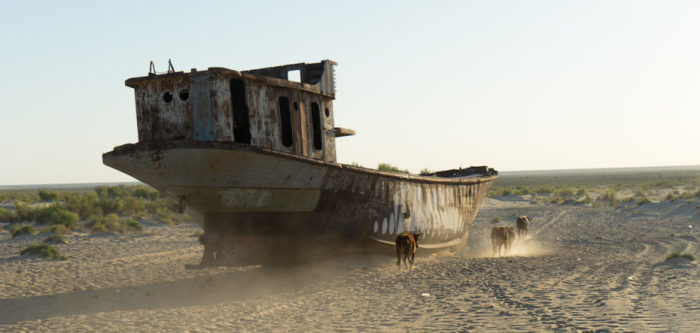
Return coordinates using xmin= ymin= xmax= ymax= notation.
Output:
xmin=103 ymin=142 xmax=497 ymax=263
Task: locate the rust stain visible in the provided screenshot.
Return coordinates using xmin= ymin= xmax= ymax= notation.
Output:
xmin=125 ymin=60 xmax=343 ymax=162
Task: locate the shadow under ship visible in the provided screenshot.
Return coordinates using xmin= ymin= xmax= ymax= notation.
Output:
xmin=103 ymin=60 xmax=498 ymax=266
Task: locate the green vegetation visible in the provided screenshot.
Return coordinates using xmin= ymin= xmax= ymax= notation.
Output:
xmin=597 ymin=190 xmax=618 ymax=205
xmin=665 ymin=189 xmax=700 ymax=202
xmin=0 ymin=185 xmax=192 ymax=234
xmin=419 ymin=168 xmax=434 ymax=176
xmin=38 ymin=190 xmax=59 ymax=202
xmin=490 ymin=167 xmax=700 ymax=189
xmin=11 ymin=224 xmax=36 ymax=238
xmin=39 ymin=224 xmax=72 ymax=236
xmin=630 ymin=192 xmax=651 ymax=206
xmin=487 ymin=167 xmax=700 ymax=207
xmin=20 ymin=244 xmax=67 ymax=260
xmin=0 ymin=208 xmax=14 ymax=222
xmin=378 ymin=163 xmax=410 ymax=174
xmin=86 ymin=214 xmax=144 ymax=233
xmin=665 ymin=252 xmax=695 ymax=262
xmin=0 ymin=191 xmax=40 ymax=204
xmin=490 ymin=216 xmax=503 ymax=224
xmin=44 ymin=234 xmax=67 ymax=244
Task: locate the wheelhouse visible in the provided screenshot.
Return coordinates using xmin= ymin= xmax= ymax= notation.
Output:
xmin=124 ymin=60 xmax=353 ymax=162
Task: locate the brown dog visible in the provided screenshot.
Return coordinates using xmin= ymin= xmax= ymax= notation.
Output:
xmin=396 ymin=232 xmax=420 ymax=269
xmin=491 ymin=226 xmax=515 ymax=256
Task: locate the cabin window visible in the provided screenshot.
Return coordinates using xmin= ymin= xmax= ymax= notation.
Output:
xmin=311 ymin=102 xmax=323 ymax=150
xmin=288 ymin=70 xmax=301 ymax=82
xmin=230 ymin=79 xmax=251 ymax=144
xmin=179 ymin=89 xmax=189 ymax=101
xmin=279 ymin=96 xmax=293 ymax=147
xmin=325 ymin=107 xmax=330 ymax=117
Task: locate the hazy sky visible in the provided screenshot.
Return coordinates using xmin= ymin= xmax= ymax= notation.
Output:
xmin=1 ymin=0 xmax=698 ymax=185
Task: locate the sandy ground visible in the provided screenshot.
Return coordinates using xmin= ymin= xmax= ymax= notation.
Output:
xmin=1 ymin=198 xmax=698 ymax=332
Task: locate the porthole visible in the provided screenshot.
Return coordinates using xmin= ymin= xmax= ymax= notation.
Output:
xmin=163 ymin=92 xmax=173 ymax=103
xmin=179 ymin=89 xmax=189 ymax=101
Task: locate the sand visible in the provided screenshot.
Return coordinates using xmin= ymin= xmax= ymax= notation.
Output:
xmin=1 ymin=198 xmax=698 ymax=332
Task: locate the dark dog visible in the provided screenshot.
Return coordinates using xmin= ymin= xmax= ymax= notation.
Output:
xmin=396 ymin=232 xmax=420 ymax=269
xmin=515 ymin=216 xmax=532 ymax=240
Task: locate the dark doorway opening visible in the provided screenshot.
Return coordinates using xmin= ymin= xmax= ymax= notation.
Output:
xmin=311 ymin=102 xmax=323 ymax=150
xmin=230 ymin=79 xmax=251 ymax=144
xmin=279 ymin=96 xmax=293 ymax=147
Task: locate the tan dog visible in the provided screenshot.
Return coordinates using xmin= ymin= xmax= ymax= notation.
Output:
xmin=395 ymin=232 xmax=420 ymax=269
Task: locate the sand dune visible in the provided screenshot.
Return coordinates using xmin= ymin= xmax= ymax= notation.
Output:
xmin=1 ymin=198 xmax=698 ymax=332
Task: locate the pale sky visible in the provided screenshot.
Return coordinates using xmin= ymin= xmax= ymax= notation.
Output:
xmin=1 ymin=0 xmax=698 ymax=185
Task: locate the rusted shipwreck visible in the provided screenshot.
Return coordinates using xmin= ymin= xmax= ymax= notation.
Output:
xmin=103 ymin=60 xmax=498 ymax=266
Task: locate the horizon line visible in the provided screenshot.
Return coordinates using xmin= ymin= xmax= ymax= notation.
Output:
xmin=1 ymin=164 xmax=699 ymax=189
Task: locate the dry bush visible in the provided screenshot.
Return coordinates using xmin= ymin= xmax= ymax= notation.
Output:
xmin=11 ymin=224 xmax=36 ymax=238
xmin=20 ymin=243 xmax=67 ymax=260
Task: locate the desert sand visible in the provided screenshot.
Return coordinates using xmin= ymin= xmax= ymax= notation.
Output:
xmin=1 ymin=197 xmax=698 ymax=332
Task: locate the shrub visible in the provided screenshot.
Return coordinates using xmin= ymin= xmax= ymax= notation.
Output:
xmin=555 ymin=187 xmax=575 ymax=197
xmin=488 ymin=187 xmax=515 ymax=197
xmin=124 ymin=218 xmax=144 ymax=232
xmin=20 ymin=244 xmax=67 ymax=260
xmin=62 ymin=192 xmax=100 ymax=219
xmin=490 ymin=216 xmax=503 ymax=223
xmin=47 ymin=208 xmax=78 ymax=227
xmin=419 ymin=168 xmax=434 ymax=176
xmin=502 ymin=187 xmax=515 ymax=196
xmin=117 ymin=196 xmax=149 ymax=217
xmin=155 ymin=207 xmax=182 ymax=225
xmin=39 ymin=224 xmax=72 ymax=236
xmin=377 ymin=163 xmax=410 ymax=174
xmin=86 ymin=214 xmax=143 ymax=233
xmin=96 ymin=185 xmax=128 ymax=200
xmin=534 ymin=186 xmax=554 ymax=194
xmin=38 ymin=190 xmax=59 ymax=202
xmin=598 ymin=190 xmax=618 ymax=204
xmin=97 ymin=198 xmax=122 ymax=216
xmin=44 ymin=234 xmax=67 ymax=244
xmin=0 ymin=208 xmax=15 ymax=222
xmin=14 ymin=202 xmax=32 ymax=221
xmin=11 ymin=224 xmax=36 ymax=238
xmin=130 ymin=185 xmax=160 ymax=200
xmin=665 ymin=252 xmax=694 ymax=262
xmin=635 ymin=195 xmax=651 ymax=206
xmin=577 ymin=195 xmax=593 ymax=205
xmin=515 ymin=187 xmax=530 ymax=195
xmin=10 ymin=204 xmax=77 ymax=227
xmin=3 ymin=192 xmax=40 ymax=204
